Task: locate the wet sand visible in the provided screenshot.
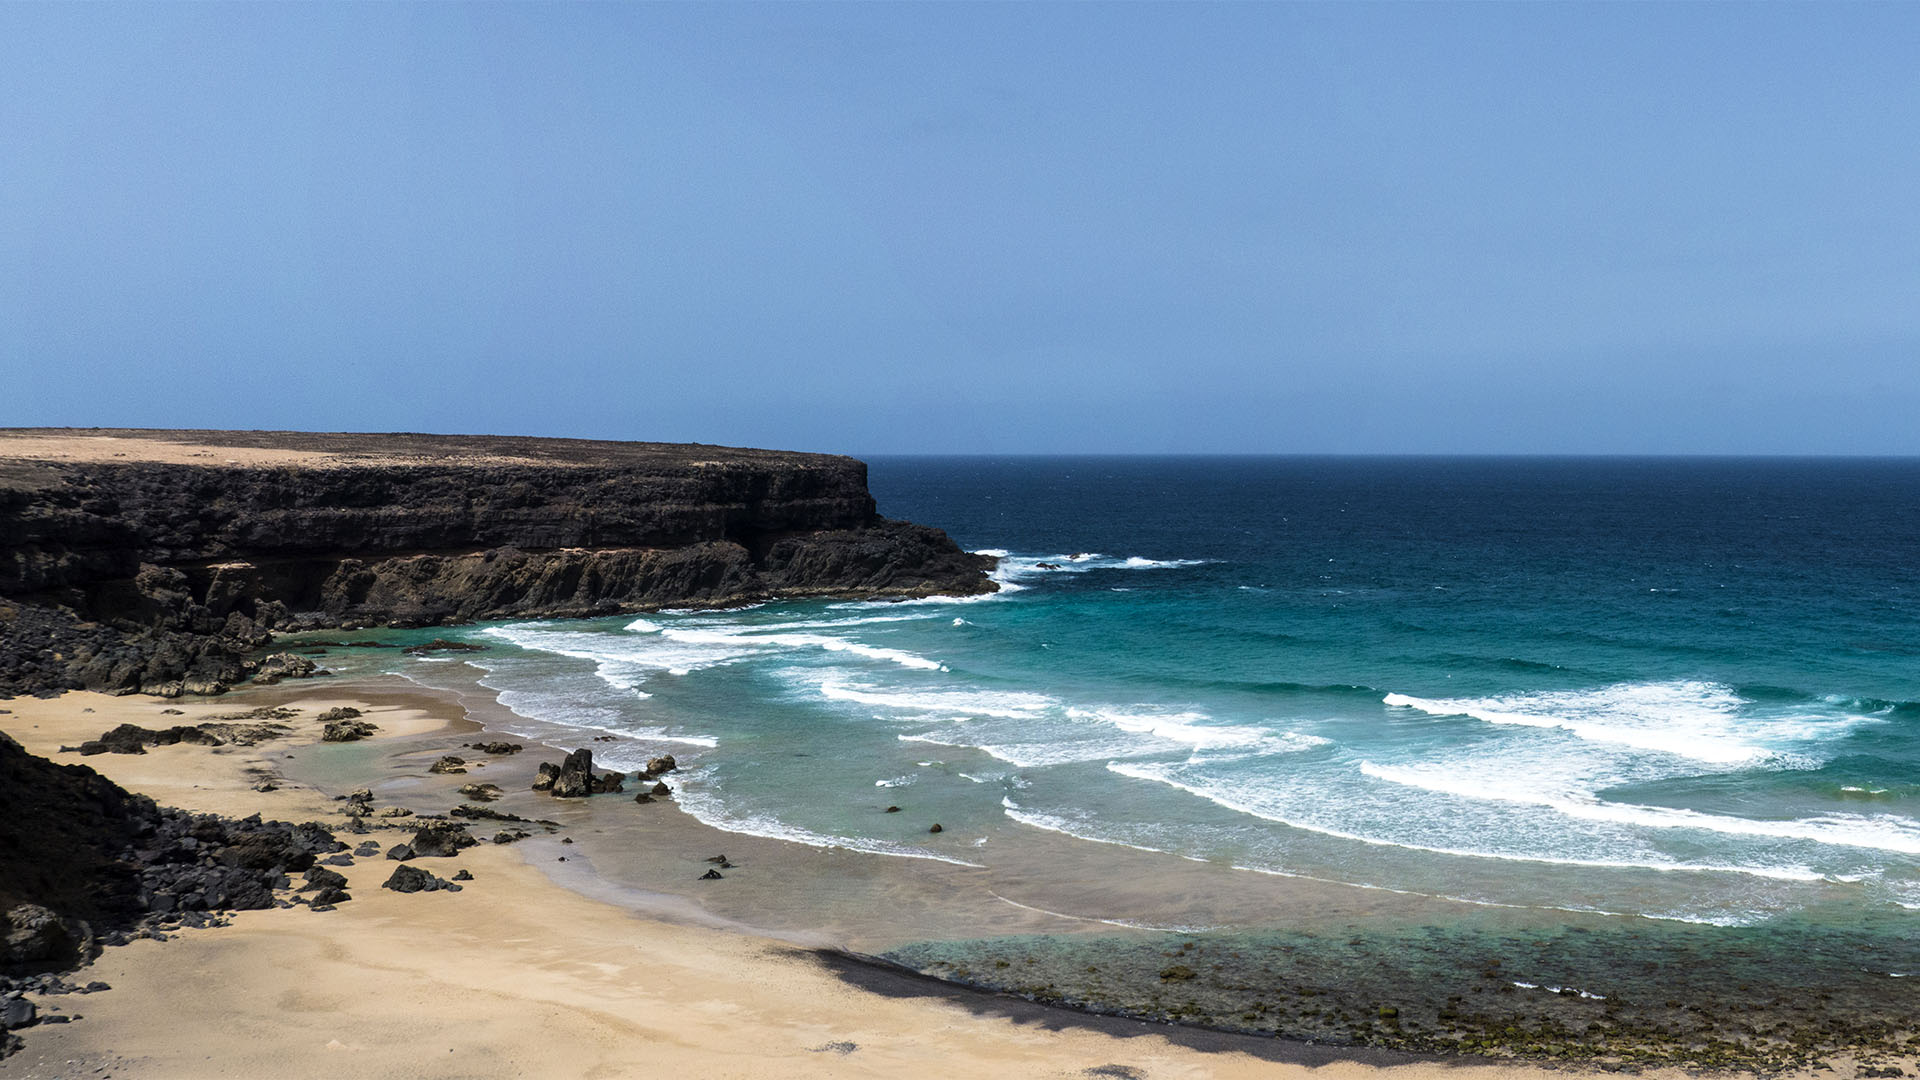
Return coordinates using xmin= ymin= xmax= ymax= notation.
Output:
xmin=0 ymin=681 xmax=1616 ymax=1080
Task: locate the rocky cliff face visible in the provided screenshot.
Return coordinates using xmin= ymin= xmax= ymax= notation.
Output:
xmin=0 ymin=431 xmax=995 ymax=696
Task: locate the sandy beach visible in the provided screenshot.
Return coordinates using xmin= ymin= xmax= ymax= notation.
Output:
xmin=0 ymin=681 xmax=1612 ymax=1080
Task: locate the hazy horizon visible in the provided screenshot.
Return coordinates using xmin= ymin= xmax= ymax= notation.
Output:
xmin=5 ymin=4 xmax=1918 ymax=455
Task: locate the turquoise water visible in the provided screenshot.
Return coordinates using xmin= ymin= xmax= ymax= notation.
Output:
xmin=377 ymin=457 xmax=1920 ymax=933
xmin=305 ymin=458 xmax=1920 ymax=1060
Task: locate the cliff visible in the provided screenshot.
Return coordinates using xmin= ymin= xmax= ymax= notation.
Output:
xmin=0 ymin=430 xmax=995 ymax=697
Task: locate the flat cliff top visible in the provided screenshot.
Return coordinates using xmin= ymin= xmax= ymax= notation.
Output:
xmin=0 ymin=428 xmax=846 ymax=469
xmin=0 ymin=429 xmax=853 ymax=488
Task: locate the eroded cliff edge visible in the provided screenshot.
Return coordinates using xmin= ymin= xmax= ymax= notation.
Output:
xmin=0 ymin=430 xmax=995 ymax=697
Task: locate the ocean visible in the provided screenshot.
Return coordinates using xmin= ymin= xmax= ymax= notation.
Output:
xmin=328 ymin=457 xmax=1920 ymax=1061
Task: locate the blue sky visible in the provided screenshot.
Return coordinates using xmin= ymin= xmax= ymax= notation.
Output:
xmin=3 ymin=3 xmax=1917 ymax=454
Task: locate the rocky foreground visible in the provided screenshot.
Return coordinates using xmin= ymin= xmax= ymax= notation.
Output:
xmin=0 ymin=429 xmax=995 ymax=697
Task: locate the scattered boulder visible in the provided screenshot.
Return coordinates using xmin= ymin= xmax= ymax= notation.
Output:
xmin=301 ymin=867 xmax=348 ymax=892
xmin=552 ymin=749 xmax=596 ymax=798
xmin=1159 ymin=964 xmax=1196 ymax=981
xmin=467 ymin=741 xmax=523 ymax=755
xmin=531 ymin=762 xmax=560 ymax=792
xmin=377 ymin=806 xmax=413 ymax=819
xmin=407 ymin=822 xmax=477 ymax=858
xmin=381 ymin=866 xmax=461 ymax=893
xmin=2 ymin=997 xmax=36 ymax=1030
xmin=352 ymin=841 xmax=381 ymax=857
xmin=640 ymin=754 xmax=678 ymax=778
xmin=250 ymin=652 xmax=319 ymax=684
xmin=451 ymin=870 xmax=473 ymax=882
xmin=400 ymin=639 xmax=487 ymax=655
xmin=427 ymin=755 xmax=467 ymax=774
xmin=492 ymin=830 xmax=530 ymax=844
xmin=73 ymin=723 xmax=223 ymax=756
xmin=650 ymin=781 xmax=670 ymax=797
xmin=3 ymin=905 xmax=90 ymax=972
xmin=456 ymin=783 xmax=503 ymax=802
xmin=885 ymin=806 xmax=901 ymax=813
xmin=450 ymin=804 xmax=529 ymax=823
xmin=699 ymin=869 xmax=724 ymax=881
xmin=321 ymin=718 xmax=379 ymax=742
xmin=536 ymin=749 xmax=626 ymax=798
xmin=633 ymin=793 xmax=653 ymax=804
xmin=315 ymin=707 xmax=362 ymax=723
xmin=385 ymin=844 xmax=415 ymax=861
xmin=928 ymin=824 xmax=943 ymax=834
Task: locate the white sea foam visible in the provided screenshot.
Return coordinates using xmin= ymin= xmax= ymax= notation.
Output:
xmin=817 ymin=679 xmax=1052 ymax=719
xmin=670 ymin=773 xmax=984 ymax=868
xmin=654 ymin=626 xmax=948 ymax=671
xmin=1107 ymin=761 xmax=1827 ymax=882
xmin=1383 ymin=680 xmax=1865 ymax=766
xmin=987 ymin=889 xmax=1214 ymax=934
xmin=1512 ymin=982 xmax=1607 ymax=1000
xmin=1360 ymin=761 xmax=1920 ymax=855
xmin=1001 ymin=798 xmax=1177 ymax=857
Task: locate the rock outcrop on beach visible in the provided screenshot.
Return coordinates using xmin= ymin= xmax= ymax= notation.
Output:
xmin=0 ymin=730 xmax=346 ymax=977
xmin=0 ymin=429 xmax=996 ymax=697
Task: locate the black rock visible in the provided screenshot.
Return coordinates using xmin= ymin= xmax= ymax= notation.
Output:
xmin=426 ymin=755 xmax=467 ymax=775
xmin=408 ymin=822 xmax=477 ymax=859
xmin=650 ymin=781 xmax=670 ymax=796
xmin=641 ymin=754 xmax=678 ymax=778
xmin=551 ymin=748 xmax=595 ymax=798
xmin=381 ymin=865 xmax=461 ymax=894
xmin=321 ymin=719 xmax=379 ymax=742
xmin=75 ymin=723 xmax=224 ymax=756
xmin=1 ymin=997 xmax=36 ymax=1030
xmin=401 ymin=639 xmax=487 ymax=655
xmin=531 ymin=762 xmax=559 ymax=792
xmin=456 ymin=783 xmax=503 ymax=802
xmin=885 ymin=806 xmax=900 ymax=813
xmin=302 ymin=867 xmax=348 ymax=892
xmin=451 ymin=870 xmax=473 ymax=881
xmin=699 ymin=869 xmax=724 ymax=880
xmin=315 ymin=707 xmax=362 ymax=723
xmin=385 ymin=844 xmax=415 ymax=861
xmin=467 ymin=741 xmax=524 ymax=755
xmin=928 ymin=823 xmax=943 ymax=834
xmin=353 ymin=841 xmax=382 ymax=857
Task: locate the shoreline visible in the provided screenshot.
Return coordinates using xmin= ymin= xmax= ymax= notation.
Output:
xmin=0 ymin=674 xmax=1899 ymax=1078
xmin=0 ymin=678 xmax=1511 ymax=1080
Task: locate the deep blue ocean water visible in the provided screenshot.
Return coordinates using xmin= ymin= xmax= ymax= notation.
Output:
xmin=387 ymin=458 xmax=1920 ymax=931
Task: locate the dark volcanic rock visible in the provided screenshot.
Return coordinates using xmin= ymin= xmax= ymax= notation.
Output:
xmin=0 ymin=731 xmax=348 ymax=976
xmin=73 ymin=723 xmax=223 ymax=756
xmin=401 ymin=639 xmax=486 ymax=655
xmin=0 ymin=430 xmax=996 ymax=697
xmin=549 ymin=748 xmax=597 ymax=798
xmin=321 ymin=718 xmax=378 ymax=742
xmin=467 ymin=741 xmax=522 ymax=755
xmin=531 ymin=761 xmax=559 ymax=792
xmin=382 ymin=865 xmax=461 ymax=894
xmin=426 ymin=755 xmax=466 ymax=774
xmin=407 ymin=821 xmax=477 ymax=858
